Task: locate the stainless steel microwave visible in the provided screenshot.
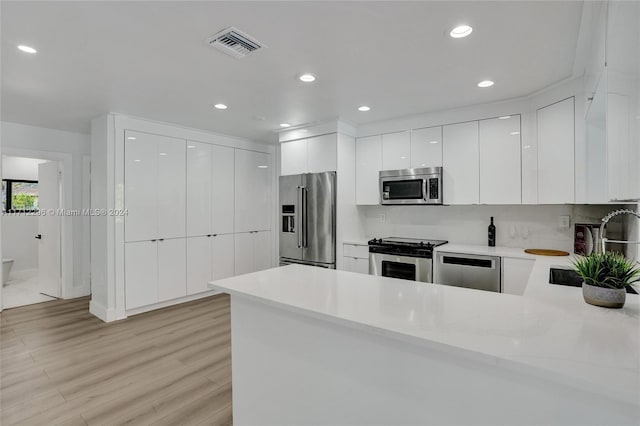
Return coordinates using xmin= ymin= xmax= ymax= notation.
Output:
xmin=379 ymin=167 xmax=443 ymax=205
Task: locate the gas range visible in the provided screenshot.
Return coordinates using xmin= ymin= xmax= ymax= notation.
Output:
xmin=367 ymin=237 xmax=448 ymax=259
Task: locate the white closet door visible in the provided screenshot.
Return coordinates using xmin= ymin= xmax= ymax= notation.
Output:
xmin=411 ymin=126 xmax=442 ymax=168
xmin=253 ymin=231 xmax=272 ymax=272
xmin=125 ymin=241 xmax=158 ymax=309
xmin=186 ymin=236 xmax=212 ymax=295
xmin=234 ymin=232 xmax=254 ymax=275
xmin=158 ymin=238 xmax=186 ymax=302
xmin=212 ymin=145 xmax=235 ymax=234
xmin=212 ymin=233 xmax=235 ymax=280
xmin=479 ymin=116 xmax=522 ymax=204
xmin=443 ymin=121 xmax=480 ymax=204
xmin=157 ymin=135 xmax=186 ymax=239
xmin=125 ymin=131 xmax=158 ymax=242
xmin=186 ymin=142 xmax=212 ymax=237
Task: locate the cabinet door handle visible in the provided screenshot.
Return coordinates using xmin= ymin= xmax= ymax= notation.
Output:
xmin=158 ymin=238 xmax=164 ymax=242
xmin=150 ymin=239 xmax=157 ymax=242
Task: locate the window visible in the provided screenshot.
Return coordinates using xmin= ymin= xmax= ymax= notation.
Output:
xmin=2 ymin=180 xmax=39 ymax=212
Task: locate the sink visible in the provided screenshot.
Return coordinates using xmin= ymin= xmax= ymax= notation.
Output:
xmin=549 ymin=267 xmax=638 ymax=294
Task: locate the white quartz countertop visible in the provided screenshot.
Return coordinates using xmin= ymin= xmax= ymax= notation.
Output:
xmin=210 ymin=259 xmax=640 ymax=407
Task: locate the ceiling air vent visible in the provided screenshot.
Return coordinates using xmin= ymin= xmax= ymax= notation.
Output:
xmin=206 ymin=27 xmax=263 ymax=59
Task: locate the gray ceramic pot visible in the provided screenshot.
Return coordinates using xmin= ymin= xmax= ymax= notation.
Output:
xmin=582 ymin=282 xmax=626 ymax=309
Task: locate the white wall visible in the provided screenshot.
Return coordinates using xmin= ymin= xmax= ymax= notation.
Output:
xmin=358 ymin=204 xmax=629 ymax=253
xmin=1 ymin=121 xmax=91 ymax=298
xmin=2 ymin=156 xmax=48 ymax=180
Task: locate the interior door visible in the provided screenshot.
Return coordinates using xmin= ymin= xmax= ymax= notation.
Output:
xmin=302 ymin=172 xmax=335 ymax=265
xmin=37 ymin=161 xmax=61 ymax=298
xmin=278 ymin=174 xmax=303 ymax=262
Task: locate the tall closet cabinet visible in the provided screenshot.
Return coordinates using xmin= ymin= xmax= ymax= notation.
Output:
xmin=90 ymin=114 xmax=276 ymax=322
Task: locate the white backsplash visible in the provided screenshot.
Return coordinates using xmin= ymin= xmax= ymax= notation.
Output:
xmin=357 ymin=204 xmax=631 ymax=253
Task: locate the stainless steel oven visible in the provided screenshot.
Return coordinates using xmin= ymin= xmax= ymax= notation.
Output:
xmin=380 ymin=167 xmax=443 ymax=205
xmin=368 ymin=237 xmax=448 ymax=283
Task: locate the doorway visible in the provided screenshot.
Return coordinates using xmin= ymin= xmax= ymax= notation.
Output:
xmin=2 ymin=155 xmax=62 ymax=308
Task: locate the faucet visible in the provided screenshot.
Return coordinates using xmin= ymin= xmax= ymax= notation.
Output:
xmin=599 ymin=209 xmax=640 ymax=253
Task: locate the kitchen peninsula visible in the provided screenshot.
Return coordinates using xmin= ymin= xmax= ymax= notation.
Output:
xmin=210 ymin=260 xmax=640 ymax=425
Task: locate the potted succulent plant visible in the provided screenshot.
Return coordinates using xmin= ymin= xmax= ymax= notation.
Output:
xmin=573 ymin=252 xmax=640 ymax=308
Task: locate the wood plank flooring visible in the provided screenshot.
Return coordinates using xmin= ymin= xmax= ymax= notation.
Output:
xmin=0 ymin=294 xmax=232 ymax=425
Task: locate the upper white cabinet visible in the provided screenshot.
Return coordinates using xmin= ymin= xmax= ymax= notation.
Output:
xmin=537 ymin=97 xmax=575 ymax=204
xmin=355 ymin=135 xmax=382 ymax=205
xmin=381 ymin=131 xmax=411 ymax=170
xmin=280 ymin=134 xmax=337 ymax=176
xmin=186 ymin=143 xmax=235 ymax=236
xmin=125 ymin=131 xmax=186 ymax=242
xmin=479 ymin=116 xmax=522 ymax=204
xmin=443 ymin=121 xmax=479 ymax=204
xmin=212 ymin=145 xmax=235 ymax=234
xmin=411 ymin=126 xmax=442 ymax=168
xmin=606 ymin=0 xmax=640 ymax=201
xmin=235 ymin=149 xmax=272 ymax=232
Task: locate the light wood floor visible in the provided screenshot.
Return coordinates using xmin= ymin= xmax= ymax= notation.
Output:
xmin=0 ymin=294 xmax=232 ymax=425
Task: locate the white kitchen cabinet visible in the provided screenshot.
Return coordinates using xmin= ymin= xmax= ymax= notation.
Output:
xmin=537 ymin=97 xmax=575 ymax=204
xmin=158 ymin=238 xmax=186 ymax=302
xmin=502 ymin=257 xmax=534 ymax=296
xmin=212 ymin=145 xmax=235 ymax=234
xmin=442 ymin=121 xmax=479 ymax=204
xmin=157 ymin=136 xmax=186 ymax=239
xmin=382 ymin=131 xmax=411 ymax=170
xmin=344 ymin=256 xmax=369 ymax=274
xmin=411 ymin=126 xmax=442 ymax=168
xmin=186 ymin=142 xmax=212 ymax=237
xmin=186 ymin=236 xmax=211 ymax=295
xmin=281 ymin=134 xmax=337 ymax=176
xmin=281 ymin=140 xmax=307 ymax=176
xmin=124 ymin=131 xmax=158 ymax=242
xmin=356 ymin=135 xmax=382 ymax=205
xmin=212 ymin=233 xmax=235 ymax=280
xmin=125 ymin=240 xmax=158 ymax=309
xmin=234 ymin=231 xmax=272 ymax=275
xmin=125 ymin=132 xmax=186 ymax=242
xmin=235 ymin=149 xmax=272 ymax=233
xmin=479 ymin=116 xmax=522 ymax=204
xmin=125 ymin=238 xmax=186 ymax=308
xmin=307 ymin=134 xmax=337 ymax=173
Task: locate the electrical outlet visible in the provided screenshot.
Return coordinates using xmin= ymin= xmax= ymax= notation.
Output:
xmin=559 ymin=215 xmax=570 ymax=228
xmin=379 ymin=213 xmax=386 ymax=223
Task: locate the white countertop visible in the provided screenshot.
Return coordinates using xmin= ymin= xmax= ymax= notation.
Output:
xmin=210 ymin=256 xmax=640 ymax=407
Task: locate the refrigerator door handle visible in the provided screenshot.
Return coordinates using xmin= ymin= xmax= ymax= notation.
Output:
xmin=297 ymin=186 xmax=303 ymax=248
xmin=302 ymin=186 xmax=308 ymax=248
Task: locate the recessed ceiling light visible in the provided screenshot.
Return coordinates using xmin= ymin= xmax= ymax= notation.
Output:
xmin=429 ymin=140 xmax=439 ymax=144
xmin=478 ymin=80 xmax=494 ymax=88
xmin=17 ymin=45 xmax=37 ymax=54
xmin=257 ymin=165 xmax=268 ymax=169
xmin=358 ymin=106 xmax=371 ymax=112
xmin=127 ymin=136 xmax=137 ymax=140
xmin=280 ymin=123 xmax=291 ymax=128
xmin=449 ymin=25 xmax=473 ymax=38
xmin=510 ymin=131 xmax=521 ymax=135
xmin=299 ymin=73 xmax=316 ymax=82
xmin=498 ymin=116 xmax=511 ymax=120
xmin=213 ymin=103 xmax=227 ymax=110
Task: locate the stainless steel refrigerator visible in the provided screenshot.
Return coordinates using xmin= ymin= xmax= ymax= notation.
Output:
xmin=279 ymin=172 xmax=336 ymax=269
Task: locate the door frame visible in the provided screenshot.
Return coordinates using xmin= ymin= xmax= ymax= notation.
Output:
xmin=1 ymin=148 xmax=73 ymax=306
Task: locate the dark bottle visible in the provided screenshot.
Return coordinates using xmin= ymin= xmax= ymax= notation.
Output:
xmin=488 ymin=217 xmax=496 ymax=247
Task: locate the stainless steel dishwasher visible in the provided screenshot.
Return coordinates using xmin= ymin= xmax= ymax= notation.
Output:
xmin=435 ymin=252 xmax=501 ymax=292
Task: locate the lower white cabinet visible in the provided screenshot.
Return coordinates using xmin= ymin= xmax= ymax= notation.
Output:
xmin=502 ymin=257 xmax=534 ymax=296
xmin=187 ymin=234 xmax=235 ymax=295
xmin=343 ymin=257 xmax=369 ymax=274
xmin=342 ymin=243 xmax=370 ymax=274
xmin=235 ymin=231 xmax=272 ymax=276
xmin=125 ymin=238 xmax=186 ymax=310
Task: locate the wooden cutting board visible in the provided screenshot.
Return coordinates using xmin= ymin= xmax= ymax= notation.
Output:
xmin=524 ymin=249 xmax=570 ymax=256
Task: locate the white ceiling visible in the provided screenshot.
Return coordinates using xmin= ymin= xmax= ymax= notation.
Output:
xmin=1 ymin=1 xmax=584 ymax=143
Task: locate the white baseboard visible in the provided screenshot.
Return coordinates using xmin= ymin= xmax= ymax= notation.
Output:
xmin=89 ymin=300 xmax=127 ymax=323
xmin=125 ymin=290 xmax=221 ymax=317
